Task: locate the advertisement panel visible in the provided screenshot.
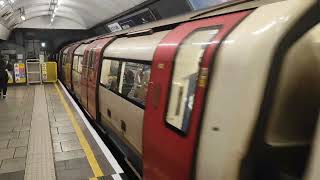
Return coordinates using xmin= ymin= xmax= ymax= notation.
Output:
xmin=14 ymin=63 xmax=26 ymax=83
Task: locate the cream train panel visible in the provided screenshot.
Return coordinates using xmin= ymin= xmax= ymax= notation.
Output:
xmin=195 ymin=0 xmax=318 ymax=179
xmin=99 ymin=86 xmax=144 ymax=154
xmin=103 ymin=31 xmax=169 ymax=61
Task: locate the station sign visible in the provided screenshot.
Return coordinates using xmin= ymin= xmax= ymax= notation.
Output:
xmin=106 ymin=8 xmax=157 ymax=33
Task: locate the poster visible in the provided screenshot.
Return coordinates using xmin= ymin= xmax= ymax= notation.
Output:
xmin=14 ymin=63 xmax=26 ymax=83
xmin=42 ymin=63 xmax=47 ymax=81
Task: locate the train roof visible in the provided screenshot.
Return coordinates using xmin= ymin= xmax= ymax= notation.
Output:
xmin=65 ymin=0 xmax=283 ymax=47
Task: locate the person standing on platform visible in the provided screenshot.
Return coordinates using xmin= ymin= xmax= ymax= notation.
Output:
xmin=0 ymin=59 xmax=12 ymax=99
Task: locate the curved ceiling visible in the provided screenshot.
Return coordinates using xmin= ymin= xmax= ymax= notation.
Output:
xmin=0 ymin=0 xmax=148 ymax=30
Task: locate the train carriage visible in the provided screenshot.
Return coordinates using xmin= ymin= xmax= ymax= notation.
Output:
xmin=58 ymin=0 xmax=320 ymax=179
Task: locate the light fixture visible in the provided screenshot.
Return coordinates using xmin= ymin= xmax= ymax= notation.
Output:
xmin=19 ymin=8 xmax=26 ymax=21
xmin=0 ymin=1 xmax=4 ymax=7
xmin=41 ymin=42 xmax=46 ymax=48
xmin=9 ymin=0 xmax=14 ymax=3
xmin=50 ymin=18 xmax=54 ymax=22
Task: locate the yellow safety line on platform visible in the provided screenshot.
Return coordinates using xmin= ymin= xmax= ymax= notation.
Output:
xmin=54 ymin=83 xmax=104 ymax=179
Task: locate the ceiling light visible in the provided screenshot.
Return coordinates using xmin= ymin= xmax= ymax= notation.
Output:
xmin=51 ymin=18 xmax=54 ymax=22
xmin=57 ymin=0 xmax=62 ymax=6
xmin=9 ymin=0 xmax=14 ymax=3
xmin=21 ymin=15 xmax=25 ymax=21
xmin=41 ymin=42 xmax=46 ymax=48
xmin=0 ymin=1 xmax=4 ymax=6
xmin=52 ymin=13 xmax=55 ymax=18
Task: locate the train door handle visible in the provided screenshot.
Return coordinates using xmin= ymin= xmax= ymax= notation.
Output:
xmin=107 ymin=109 xmax=112 ymax=118
xmin=152 ymin=83 xmax=161 ymax=109
xmin=121 ymin=120 xmax=126 ymax=133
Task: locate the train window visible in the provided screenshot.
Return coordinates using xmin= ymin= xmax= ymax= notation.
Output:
xmin=100 ymin=59 xmax=121 ymax=92
xmin=166 ymin=27 xmax=219 ymax=133
xmin=119 ymin=62 xmax=151 ymax=106
xmin=73 ymin=56 xmax=79 ymax=71
xmin=78 ymin=56 xmax=83 ymax=73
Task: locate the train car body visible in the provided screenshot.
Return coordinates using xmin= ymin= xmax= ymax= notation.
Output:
xmin=59 ymin=0 xmax=320 ymax=179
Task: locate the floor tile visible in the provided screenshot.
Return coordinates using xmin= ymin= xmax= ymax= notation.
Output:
xmin=52 ymin=133 xmax=78 ymax=143
xmin=53 ymin=143 xmax=62 ymax=153
xmin=0 ymin=170 xmax=24 ymax=180
xmin=54 ymin=150 xmax=85 ymax=161
xmin=18 ymin=131 xmax=29 ymax=138
xmin=8 ymin=138 xmax=28 ymax=148
xmin=0 ymin=132 xmax=19 ymax=141
xmin=56 ymin=167 xmax=93 ymax=180
xmin=0 ymin=148 xmax=14 ymax=160
xmin=61 ymin=141 xmax=81 ymax=152
xmin=64 ymin=158 xmax=90 ymax=169
xmin=50 ymin=121 xmax=72 ymax=128
xmin=51 ymin=127 xmax=58 ymax=135
xmin=0 ymin=140 xmax=9 ymax=149
xmin=14 ymin=147 xmax=27 ymax=158
xmin=58 ymin=126 xmax=75 ymax=134
xmin=13 ymin=126 xmax=30 ymax=132
xmin=0 ymin=158 xmax=26 ymax=173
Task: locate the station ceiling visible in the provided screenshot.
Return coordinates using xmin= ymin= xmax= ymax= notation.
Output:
xmin=0 ymin=0 xmax=147 ymax=32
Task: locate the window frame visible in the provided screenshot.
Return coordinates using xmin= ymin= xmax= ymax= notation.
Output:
xmin=99 ymin=57 xmax=152 ymax=109
xmin=164 ymin=26 xmax=221 ymax=136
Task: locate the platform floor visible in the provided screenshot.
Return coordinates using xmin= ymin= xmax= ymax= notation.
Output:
xmin=0 ymin=84 xmax=120 ymax=180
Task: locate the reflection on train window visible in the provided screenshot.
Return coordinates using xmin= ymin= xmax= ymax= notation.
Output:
xmin=100 ymin=59 xmax=120 ymax=92
xmin=62 ymin=54 xmax=67 ymax=65
xmin=166 ymin=27 xmax=219 ymax=133
xmin=120 ymin=62 xmax=151 ymax=106
xmin=78 ymin=56 xmax=83 ymax=73
xmin=73 ymin=56 xmax=79 ymax=71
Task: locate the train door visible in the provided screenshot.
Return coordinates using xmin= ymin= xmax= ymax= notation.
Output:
xmin=87 ymin=37 xmax=114 ymax=120
xmin=80 ymin=43 xmax=96 ymax=111
xmin=66 ymin=43 xmax=81 ymax=91
xmin=143 ymin=11 xmax=251 ymax=180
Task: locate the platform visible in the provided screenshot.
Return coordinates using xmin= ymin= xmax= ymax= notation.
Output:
xmin=0 ymin=84 xmax=123 ymax=180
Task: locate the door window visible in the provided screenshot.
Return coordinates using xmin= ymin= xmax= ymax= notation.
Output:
xmin=73 ymin=56 xmax=79 ymax=71
xmin=120 ymin=62 xmax=151 ymax=106
xmin=100 ymin=59 xmax=121 ymax=92
xmin=166 ymin=28 xmax=219 ymax=133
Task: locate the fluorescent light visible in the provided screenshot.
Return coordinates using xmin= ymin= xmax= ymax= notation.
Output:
xmin=41 ymin=42 xmax=46 ymax=48
xmin=21 ymin=15 xmax=25 ymax=21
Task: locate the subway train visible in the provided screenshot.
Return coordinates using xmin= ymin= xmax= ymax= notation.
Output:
xmin=57 ymin=0 xmax=320 ymax=179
